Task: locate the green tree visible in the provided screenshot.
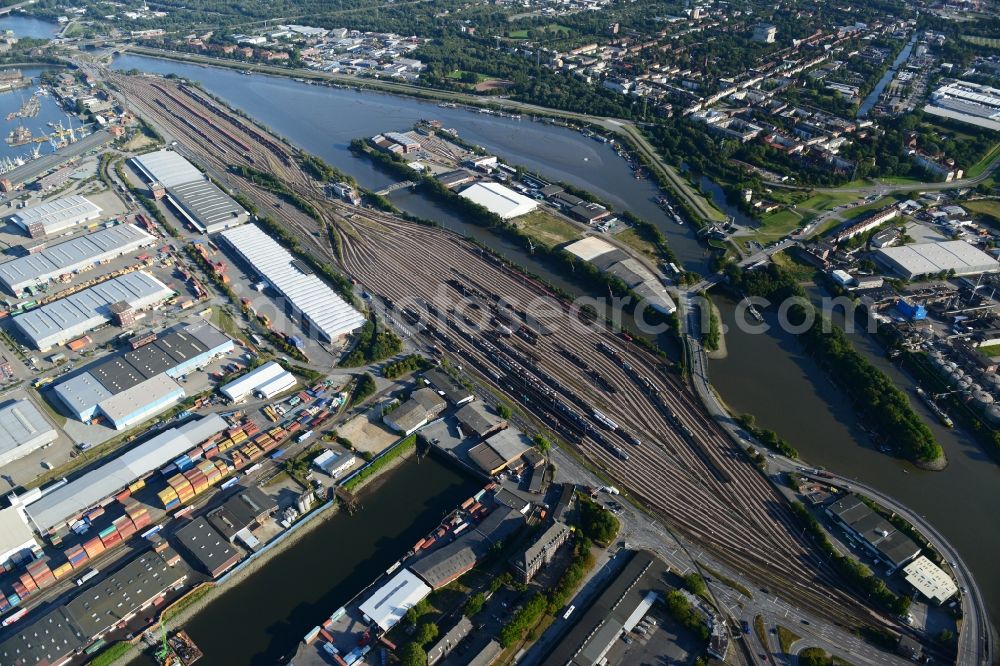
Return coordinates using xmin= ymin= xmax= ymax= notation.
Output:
xmin=414 ymin=621 xmax=439 ymax=646
xmin=398 ymin=642 xmax=427 ymax=666
xmin=497 ymin=403 xmax=512 ymax=419
xmin=683 ymin=573 xmax=708 ymax=597
xmin=464 ymin=592 xmax=486 ymax=617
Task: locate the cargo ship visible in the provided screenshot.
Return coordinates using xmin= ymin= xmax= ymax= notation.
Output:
xmin=5 ymin=125 xmax=31 ymax=146
xmin=915 ymin=387 xmax=954 ymax=428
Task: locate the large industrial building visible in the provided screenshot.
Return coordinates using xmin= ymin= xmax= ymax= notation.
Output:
xmin=826 ymin=494 xmax=921 ymax=571
xmin=8 ymin=194 xmax=102 ymax=238
xmin=0 ymin=399 xmax=58 ymax=470
xmin=0 ymin=605 xmax=87 ymax=666
xmin=459 ymin=182 xmax=538 ymax=220
xmin=219 ymin=360 xmax=296 ymax=403
xmin=903 ymin=555 xmax=958 ymax=605
xmin=359 ymin=568 xmax=432 ymax=632
xmin=23 ymin=414 xmax=228 ymax=534
xmin=924 ymin=80 xmax=1000 ymax=132
xmin=52 ymin=320 xmax=234 ymax=428
xmin=0 ymin=223 xmax=156 ymax=297
xmin=565 ymin=237 xmax=677 ymax=314
xmin=875 ymin=240 xmax=1000 ymax=279
xmin=0 ymin=505 xmax=39 ymax=568
xmin=131 ymin=150 xmax=248 ymax=234
xmin=12 ymin=271 xmax=174 ymax=350
xmin=544 ymin=550 xmax=667 ymax=666
xmin=174 ymin=517 xmax=240 ymax=578
xmin=219 ymin=224 xmax=365 ymax=342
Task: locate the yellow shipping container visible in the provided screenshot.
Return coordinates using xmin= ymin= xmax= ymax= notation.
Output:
xmin=128 ymin=479 xmax=146 ymax=493
xmin=52 ymin=562 xmax=73 ymax=579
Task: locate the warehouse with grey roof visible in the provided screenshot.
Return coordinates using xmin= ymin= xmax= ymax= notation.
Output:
xmin=131 ymin=149 xmax=248 ymax=234
xmin=875 ymin=240 xmax=1000 ymax=279
xmin=0 ymin=223 xmax=156 ymax=296
xmin=219 ymin=224 xmax=365 ymax=342
xmin=12 ymin=271 xmax=174 ymax=350
xmin=0 ymin=399 xmax=57 ymax=470
xmin=8 ymin=194 xmax=102 ymax=238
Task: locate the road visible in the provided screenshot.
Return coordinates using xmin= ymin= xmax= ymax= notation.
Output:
xmin=689 ymin=238 xmax=798 ymax=292
xmin=679 ymin=291 xmax=995 ymax=666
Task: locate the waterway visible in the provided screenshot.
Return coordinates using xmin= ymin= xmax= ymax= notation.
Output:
xmin=858 ymin=35 xmax=917 ymax=118
xmin=110 ymin=54 xmax=715 ymax=275
xmin=0 ymin=15 xmax=58 ymax=39
xmin=109 ymin=53 xmax=997 ymax=630
xmin=709 ymin=296 xmax=1000 ymax=625
xmin=0 ymin=68 xmax=84 ymax=165
xmin=138 ymin=456 xmax=478 ymax=665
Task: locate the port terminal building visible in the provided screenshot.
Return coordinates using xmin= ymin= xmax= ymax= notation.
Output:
xmin=458 ymin=182 xmax=538 ymax=220
xmin=8 ymin=194 xmax=102 ymax=238
xmin=219 ymin=224 xmax=366 ymax=342
xmin=0 ymin=223 xmax=156 ymax=297
xmin=51 ymin=320 xmax=234 ymax=428
xmin=219 ymin=360 xmax=296 ymax=403
xmin=131 ymin=150 xmax=249 ymax=234
xmin=12 ymin=271 xmax=174 ymax=351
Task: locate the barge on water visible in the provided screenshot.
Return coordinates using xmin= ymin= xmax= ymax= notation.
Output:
xmin=155 ymin=630 xmax=203 ymax=666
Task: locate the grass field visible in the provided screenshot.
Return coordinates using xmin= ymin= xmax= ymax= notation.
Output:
xmin=797 ymin=191 xmax=863 ymax=212
xmin=771 ymin=249 xmax=818 ymax=282
xmin=978 ymin=342 xmax=1000 ymax=357
xmin=777 ymin=625 xmax=801 ymax=653
xmin=446 ymin=69 xmax=488 ymax=83
xmin=509 ymin=24 xmax=571 ymax=39
xmin=962 ymin=35 xmax=1000 ymax=49
xmin=968 ymin=142 xmax=1000 ymax=178
xmin=515 ymin=209 xmax=581 ymax=247
xmin=614 ymin=227 xmax=659 ymax=260
xmin=964 ymin=199 xmax=1000 ymax=226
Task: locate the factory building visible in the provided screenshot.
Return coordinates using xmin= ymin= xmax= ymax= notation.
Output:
xmin=206 ymin=484 xmax=277 ymax=544
xmin=0 ymin=223 xmax=156 ymax=297
xmin=468 ymin=427 xmax=533 ymax=476
xmin=219 ymin=360 xmax=296 ymax=403
xmin=925 ymin=80 xmax=1000 ymax=131
xmin=544 ymin=550 xmax=667 ymax=666
xmin=174 ymin=517 xmax=240 ymax=578
xmin=0 ymin=399 xmax=58 ymax=470
xmin=8 ymin=194 xmax=102 ymax=238
xmin=0 ymin=605 xmax=87 ymax=666
xmin=903 ymin=556 xmax=958 ymax=604
xmin=65 ymin=546 xmax=189 ymax=639
xmin=512 ymin=520 xmax=570 ymax=583
xmin=131 ymin=149 xmax=248 ymax=234
xmin=52 ymin=320 xmax=234 ymax=427
xmin=826 ymin=495 xmax=921 ymax=571
xmin=565 ymin=237 xmax=676 ymax=314
xmin=12 ymin=271 xmax=174 ymax=351
xmin=0 ymin=506 xmax=39 ymax=568
xmin=219 ymin=224 xmax=365 ymax=342
xmin=409 ymin=506 xmax=525 ymax=589
xmin=23 ymin=414 xmax=227 ymax=535
xmin=875 ymin=240 xmax=1000 ymax=279
xmin=459 ymin=182 xmax=538 ymax=220
xmin=359 ymin=568 xmax=432 ymax=632
xmin=383 ymin=387 xmax=446 ymax=435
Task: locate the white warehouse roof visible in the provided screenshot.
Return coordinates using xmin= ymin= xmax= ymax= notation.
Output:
xmin=9 ymin=195 xmax=102 ymax=237
xmin=131 ymin=149 xmax=204 ymax=188
xmin=876 ymin=240 xmax=1000 ymax=279
xmin=0 ymin=505 xmax=37 ymax=566
xmin=359 ymin=568 xmax=432 ymax=632
xmin=565 ymin=236 xmax=617 ymax=262
xmin=459 ymin=182 xmax=538 ymax=220
xmin=24 ymin=415 xmax=227 ymax=533
xmin=255 ymin=371 xmax=297 ymax=400
xmin=0 ymin=224 xmax=156 ymax=296
xmin=219 ymin=224 xmax=365 ymax=342
xmin=13 ymin=272 xmax=174 ymax=350
xmin=903 ymin=555 xmax=958 ymax=604
xmin=220 ymin=360 xmax=288 ymax=402
xmin=0 ymin=400 xmax=58 ymax=470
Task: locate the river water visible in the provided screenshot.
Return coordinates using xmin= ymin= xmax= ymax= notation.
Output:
xmin=0 ymin=15 xmax=58 ymax=39
xmin=140 ymin=457 xmax=478 ymax=665
xmin=110 ymin=54 xmax=714 ymax=275
xmin=0 ymin=67 xmax=81 ymax=166
xmin=709 ymin=297 xmax=1000 ymax=625
xmin=858 ymin=35 xmax=917 ymax=118
xmin=109 ymin=54 xmax=997 ymax=632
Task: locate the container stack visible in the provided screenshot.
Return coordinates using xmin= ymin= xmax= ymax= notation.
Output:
xmin=18 ymin=572 xmax=37 ymax=595
xmin=12 ymin=581 xmax=28 ymax=600
xmin=26 ymin=559 xmax=54 ymax=590
xmin=83 ymin=536 xmax=106 ymax=559
xmin=174 ymin=454 xmax=193 ymax=471
xmin=168 ymin=474 xmax=196 ymax=505
xmin=99 ymin=525 xmax=122 ymax=549
xmin=125 ymin=501 xmax=152 ymax=531
xmin=52 ymin=562 xmax=73 ymax=580
xmin=114 ymin=515 xmax=137 ymax=540
xmin=158 ymin=485 xmax=181 ymax=511
xmin=65 ymin=544 xmax=88 ymax=569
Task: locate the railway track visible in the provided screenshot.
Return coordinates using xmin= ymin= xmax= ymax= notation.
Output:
xmin=110 ymin=71 xmax=907 ymax=638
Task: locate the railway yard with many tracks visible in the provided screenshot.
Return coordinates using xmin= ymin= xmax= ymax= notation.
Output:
xmin=106 ymin=69 xmax=910 ymax=639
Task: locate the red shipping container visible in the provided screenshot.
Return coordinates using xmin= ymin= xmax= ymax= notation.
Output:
xmin=12 ymin=581 xmax=28 ymax=598
xmin=101 ymin=531 xmax=123 ymax=548
xmin=19 ymin=573 xmax=37 ymax=593
xmin=83 ymin=538 xmax=105 ymax=558
xmin=115 ymin=517 xmax=137 ymax=540
xmin=132 ymin=513 xmax=153 ymax=530
xmin=115 ymin=490 xmax=131 ymax=502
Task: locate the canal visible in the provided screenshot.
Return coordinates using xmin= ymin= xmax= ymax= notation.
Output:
xmin=0 ymin=68 xmax=80 ymax=166
xmin=110 ymin=54 xmax=997 ymax=630
xmin=710 ymin=296 xmax=1000 ymax=625
xmin=139 ymin=456 xmax=479 ymax=665
xmin=858 ymin=35 xmax=917 ymax=118
xmin=0 ymin=15 xmax=58 ymax=39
